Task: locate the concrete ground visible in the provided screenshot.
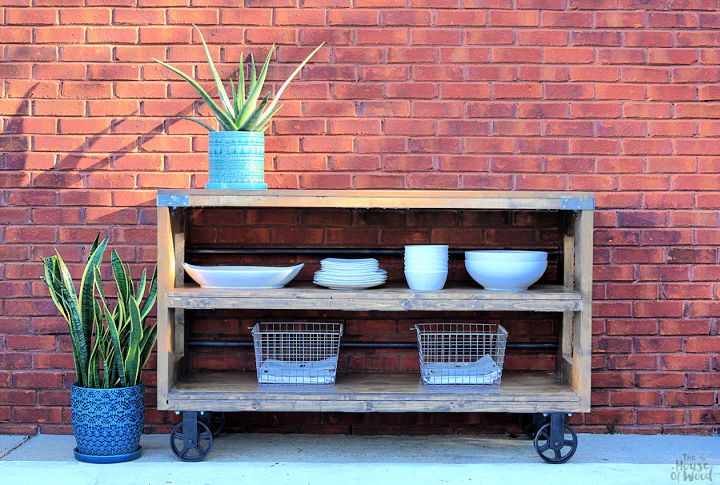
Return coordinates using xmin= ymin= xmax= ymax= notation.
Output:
xmin=1 ymin=433 xmax=718 ymax=484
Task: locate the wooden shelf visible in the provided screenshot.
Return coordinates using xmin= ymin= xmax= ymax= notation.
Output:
xmin=157 ymin=189 xmax=595 ymax=211
xmin=168 ymin=284 xmax=581 ymax=312
xmin=167 ymin=371 xmax=582 ymax=413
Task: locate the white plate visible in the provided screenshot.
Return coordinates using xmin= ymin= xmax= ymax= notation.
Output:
xmin=315 ymin=276 xmax=387 ymax=283
xmin=316 ymin=270 xmax=387 ymax=277
xmin=314 ymin=280 xmax=386 ymax=290
xmin=183 ymin=263 xmax=304 ymax=289
xmin=321 ymin=258 xmax=379 ymax=265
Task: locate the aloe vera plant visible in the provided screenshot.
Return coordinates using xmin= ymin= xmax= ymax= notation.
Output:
xmin=41 ymin=236 xmax=157 ymax=389
xmin=153 ymin=26 xmax=323 ymax=132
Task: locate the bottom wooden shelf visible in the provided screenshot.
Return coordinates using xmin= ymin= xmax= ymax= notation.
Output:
xmin=166 ymin=371 xmax=582 ymax=413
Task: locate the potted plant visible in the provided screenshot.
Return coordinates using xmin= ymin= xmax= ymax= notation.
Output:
xmin=41 ymin=236 xmax=157 ymax=463
xmin=154 ymin=26 xmax=323 ymax=190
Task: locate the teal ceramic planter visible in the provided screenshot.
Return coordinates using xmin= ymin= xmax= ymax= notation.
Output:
xmin=206 ymin=131 xmax=267 ymax=190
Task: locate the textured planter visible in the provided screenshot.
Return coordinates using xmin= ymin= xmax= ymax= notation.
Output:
xmin=71 ymin=383 xmax=145 ymax=464
xmin=206 ymin=130 xmax=267 ymax=190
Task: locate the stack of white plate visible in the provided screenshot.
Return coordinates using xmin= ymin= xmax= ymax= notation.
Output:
xmin=404 ymin=245 xmax=449 ymax=291
xmin=314 ymin=258 xmax=387 ymax=290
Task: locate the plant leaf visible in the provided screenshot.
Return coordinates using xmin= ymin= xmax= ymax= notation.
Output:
xmin=135 ymin=267 xmax=147 ymax=302
xmin=261 ymin=43 xmax=323 ymax=121
xmin=111 ymin=249 xmax=130 ymax=311
xmin=152 ymin=58 xmax=237 ymax=131
xmin=125 ymin=296 xmax=144 ymax=386
xmin=140 ymin=267 xmax=157 ymax=320
xmin=139 ymin=323 xmax=157 ymax=374
xmin=180 ymin=116 xmax=216 ymax=132
xmin=237 ymin=94 xmax=269 ymax=131
xmin=98 ymin=269 xmax=127 ymax=388
xmin=194 ymin=25 xmax=235 ymax=117
xmin=236 ymin=46 xmax=274 ymax=129
xmin=78 ymin=238 xmax=107 ymax=365
xmin=89 ymin=233 xmax=101 ymax=258
xmin=238 ymin=53 xmax=246 ymax=107
xmin=249 ymin=104 xmax=282 ymax=132
xmin=62 ymin=283 xmax=88 ymax=387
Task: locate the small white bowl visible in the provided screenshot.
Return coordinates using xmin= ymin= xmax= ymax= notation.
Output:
xmin=404 ymin=270 xmax=448 ymax=291
xmin=465 ymin=259 xmax=547 ymax=291
xmin=465 ymin=250 xmax=547 ymax=262
xmin=405 ymin=245 xmax=449 ymax=251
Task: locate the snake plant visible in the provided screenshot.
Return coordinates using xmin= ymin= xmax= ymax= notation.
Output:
xmin=153 ymin=26 xmax=323 ymax=132
xmin=41 ymin=236 xmax=157 ymax=389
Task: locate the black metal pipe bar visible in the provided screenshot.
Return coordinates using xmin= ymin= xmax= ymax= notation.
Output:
xmin=186 ymin=248 xmax=562 ymax=256
xmin=187 ymin=341 xmax=558 ymax=350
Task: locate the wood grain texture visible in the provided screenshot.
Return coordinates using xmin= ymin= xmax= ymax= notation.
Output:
xmin=167 ymin=371 xmax=582 ymax=413
xmin=156 ymin=207 xmax=174 ymax=410
xmin=155 ymin=191 xmax=594 ymax=414
xmin=168 ymin=284 xmax=581 ymax=312
xmin=571 ymin=209 xmax=594 ymax=412
xmin=157 ymin=189 xmax=594 ymax=211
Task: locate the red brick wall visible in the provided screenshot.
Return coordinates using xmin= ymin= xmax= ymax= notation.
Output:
xmin=2 ymin=1 xmax=720 ymax=435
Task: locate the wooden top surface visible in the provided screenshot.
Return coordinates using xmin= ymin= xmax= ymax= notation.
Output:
xmin=156 ymin=189 xmax=595 ymax=211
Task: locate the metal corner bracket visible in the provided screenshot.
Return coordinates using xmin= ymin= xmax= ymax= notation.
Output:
xmin=157 ymin=194 xmax=190 ymax=208
xmin=560 ymin=197 xmax=595 ymax=211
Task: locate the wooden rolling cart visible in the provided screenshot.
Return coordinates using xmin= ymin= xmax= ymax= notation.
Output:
xmin=156 ymin=190 xmax=594 ymax=463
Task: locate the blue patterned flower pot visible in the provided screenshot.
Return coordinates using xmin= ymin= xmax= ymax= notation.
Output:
xmin=206 ymin=131 xmax=267 ymax=190
xmin=71 ymin=383 xmax=144 ymax=463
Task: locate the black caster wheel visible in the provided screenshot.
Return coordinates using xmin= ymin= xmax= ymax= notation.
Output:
xmin=533 ymin=422 xmax=578 ymax=464
xmin=199 ymin=412 xmax=226 ymax=438
xmin=170 ymin=419 xmax=214 ymax=462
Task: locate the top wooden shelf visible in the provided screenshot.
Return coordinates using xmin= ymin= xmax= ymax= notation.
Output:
xmin=157 ymin=189 xmax=595 ymax=211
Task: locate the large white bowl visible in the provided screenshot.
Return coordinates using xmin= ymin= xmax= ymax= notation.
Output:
xmin=404 ymin=270 xmax=448 ymax=291
xmin=465 ymin=259 xmax=547 ymax=291
xmin=183 ymin=263 xmax=304 ymax=289
xmin=465 ymin=250 xmax=547 ymax=262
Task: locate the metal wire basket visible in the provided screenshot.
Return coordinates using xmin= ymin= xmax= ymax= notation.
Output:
xmin=251 ymin=322 xmax=344 ymax=385
xmin=414 ymin=323 xmax=508 ymax=386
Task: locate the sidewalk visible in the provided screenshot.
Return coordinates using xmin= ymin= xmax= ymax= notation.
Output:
xmin=1 ymin=433 xmax=718 ymax=484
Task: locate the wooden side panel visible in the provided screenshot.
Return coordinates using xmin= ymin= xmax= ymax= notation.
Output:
xmin=156 ymin=206 xmax=174 ymax=410
xmin=571 ymin=210 xmax=594 ymax=411
xmin=559 ymin=213 xmax=576 ymax=382
xmin=157 ymin=207 xmax=186 ymax=410
xmin=172 ymin=209 xmax=186 ymax=376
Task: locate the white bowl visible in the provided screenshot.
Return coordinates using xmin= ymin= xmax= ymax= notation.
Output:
xmin=465 ymin=259 xmax=547 ymax=291
xmin=404 ymin=270 xmax=448 ymax=291
xmin=183 ymin=263 xmax=304 ymax=289
xmin=404 ymin=263 xmax=448 ymax=270
xmin=465 ymin=250 xmax=547 ymax=262
xmin=405 ymin=245 xmax=448 ymax=254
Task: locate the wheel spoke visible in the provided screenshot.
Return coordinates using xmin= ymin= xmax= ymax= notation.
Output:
xmin=564 ymin=439 xmax=576 ymax=447
xmin=554 ymin=448 xmax=562 ymax=461
xmin=180 ymin=446 xmax=193 ymax=460
xmin=538 ymin=444 xmax=551 ymax=453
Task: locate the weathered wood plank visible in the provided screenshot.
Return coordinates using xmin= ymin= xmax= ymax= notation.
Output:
xmin=571 ymin=209 xmax=594 ymax=412
xmin=167 ymin=372 xmax=582 ymax=413
xmin=157 ymin=189 xmax=595 ymax=211
xmin=156 ymin=207 xmax=174 ymax=410
xmin=167 ymin=284 xmax=581 ymax=312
